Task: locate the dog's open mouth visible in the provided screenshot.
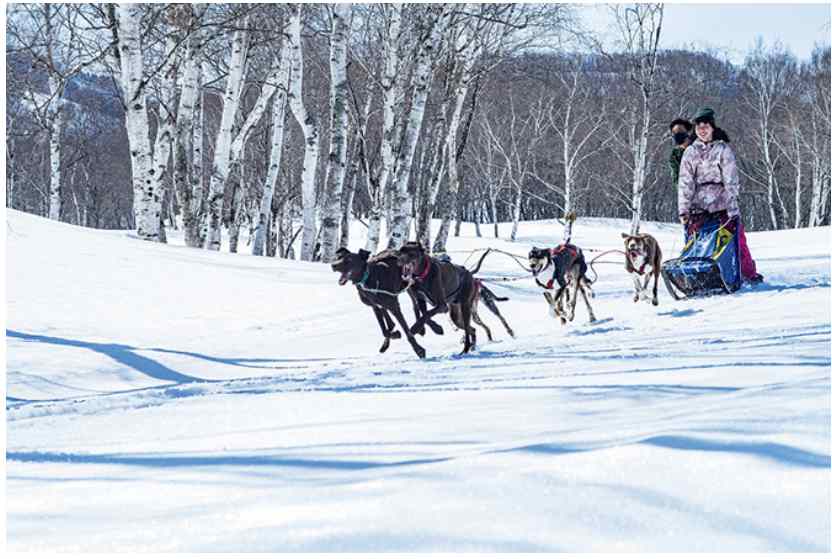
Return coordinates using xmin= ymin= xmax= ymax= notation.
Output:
xmin=338 ymin=271 xmax=350 ymax=286
xmin=401 ymin=262 xmax=415 ymax=280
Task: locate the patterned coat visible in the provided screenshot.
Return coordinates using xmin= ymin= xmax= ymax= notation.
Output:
xmin=677 ymin=139 xmax=740 ymax=218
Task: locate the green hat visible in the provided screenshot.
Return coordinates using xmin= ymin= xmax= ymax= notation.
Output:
xmin=693 ymin=107 xmax=716 ymax=124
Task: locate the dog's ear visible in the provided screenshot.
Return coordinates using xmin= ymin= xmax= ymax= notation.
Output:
xmin=335 ymin=247 xmax=350 ymax=257
xmin=358 ymin=249 xmax=370 ymax=261
xmin=621 ymin=232 xmax=630 ymax=240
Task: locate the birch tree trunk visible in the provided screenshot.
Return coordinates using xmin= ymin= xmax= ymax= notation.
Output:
xmin=287 ymin=6 xmax=321 ymax=261
xmin=205 ymin=20 xmax=248 ymax=250
xmin=386 ymin=8 xmax=449 ymax=249
xmin=116 ymin=3 xmax=164 ymax=242
xmin=190 ymin=60 xmax=207 ymax=247
xmin=365 ymin=5 xmax=402 ymax=253
xmin=340 ymin=159 xmax=358 ymax=249
xmin=432 ymin=37 xmax=479 ymax=253
xmin=253 ymin=66 xmax=290 ymax=256
xmin=319 ymin=3 xmax=352 ymax=263
xmin=510 ymin=183 xmax=521 ymax=241
xmin=630 ymin=104 xmax=649 ymax=235
xmin=47 ymin=76 xmax=63 ymax=221
xmin=173 ymin=7 xmax=202 ymax=247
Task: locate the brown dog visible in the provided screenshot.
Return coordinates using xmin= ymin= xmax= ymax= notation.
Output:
xmin=397 ymin=242 xmax=492 ymax=355
xmin=621 ymin=232 xmax=662 ymax=306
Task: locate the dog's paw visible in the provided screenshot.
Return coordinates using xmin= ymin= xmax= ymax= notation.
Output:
xmin=652 ymin=298 xmax=659 ymax=306
xmin=379 ymin=338 xmax=391 ymax=353
xmin=413 ymin=345 xmax=426 ymax=359
xmin=411 ymin=324 xmax=425 ymax=336
xmin=428 ymin=322 xmax=444 ymax=335
xmin=389 ymin=330 xmax=402 ymax=340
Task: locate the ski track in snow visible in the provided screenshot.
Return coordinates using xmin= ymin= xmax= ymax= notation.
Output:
xmin=6 ymin=210 xmax=831 ymax=552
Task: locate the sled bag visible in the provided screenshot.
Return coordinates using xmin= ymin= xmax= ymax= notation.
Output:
xmin=662 ymin=217 xmax=742 ymax=297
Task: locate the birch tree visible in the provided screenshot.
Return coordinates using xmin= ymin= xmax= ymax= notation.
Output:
xmin=286 ymin=5 xmax=321 ymax=261
xmin=386 ymin=5 xmax=452 ymax=249
xmin=740 ymin=41 xmax=798 ymax=230
xmin=536 ymin=56 xmax=612 ymax=218
xmin=204 ymin=17 xmax=248 ymax=250
xmin=363 ymin=4 xmax=403 ymax=253
xmin=480 ymin=95 xmax=547 ymax=241
xmin=7 ymin=4 xmax=109 ymax=222
xmin=807 ymin=50 xmax=831 ymax=227
xmin=111 ymin=4 xmax=166 ymax=241
xmin=252 ymin=64 xmax=290 ymax=256
xmin=171 ymin=5 xmax=205 ymax=247
xmin=608 ymin=4 xmax=664 ymax=235
xmin=318 ymin=4 xmax=353 ymax=263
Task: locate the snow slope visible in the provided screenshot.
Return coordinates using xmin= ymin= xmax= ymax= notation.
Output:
xmin=6 ymin=209 xmax=831 ymax=552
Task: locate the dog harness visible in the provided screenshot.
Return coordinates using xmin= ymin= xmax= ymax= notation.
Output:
xmin=354 ymin=265 xmax=406 ymax=298
xmin=537 ymin=244 xmax=580 ymax=290
xmin=411 ymin=255 xmax=467 ymax=304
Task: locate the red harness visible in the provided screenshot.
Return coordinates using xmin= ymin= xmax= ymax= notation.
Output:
xmin=415 ymin=254 xmax=431 ymax=281
xmin=540 ymin=244 xmax=579 ymax=290
xmin=550 ymin=244 xmax=578 ymax=258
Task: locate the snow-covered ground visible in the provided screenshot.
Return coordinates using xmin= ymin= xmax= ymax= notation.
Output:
xmin=6 ymin=209 xmax=830 ymax=552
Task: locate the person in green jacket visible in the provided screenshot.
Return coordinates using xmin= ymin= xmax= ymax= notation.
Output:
xmin=669 ymin=118 xmax=694 ymax=187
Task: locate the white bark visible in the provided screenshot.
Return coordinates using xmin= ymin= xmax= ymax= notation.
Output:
xmin=253 ymin=65 xmax=290 ymax=256
xmin=608 ymin=4 xmax=663 ymax=235
xmin=173 ymin=8 xmax=203 ymax=247
xmin=319 ymin=3 xmax=352 ymax=263
xmin=116 ymin=3 xmax=163 ymax=242
xmin=433 ymin=32 xmax=480 ymax=253
xmin=47 ymin=74 xmax=63 ymax=221
xmin=287 ymin=6 xmax=321 ymax=261
xmin=365 ymin=5 xmax=402 ymax=253
xmin=205 ymin=20 xmax=248 ymax=250
xmin=190 ymin=60 xmax=207 ymax=246
xmin=386 ymin=7 xmax=449 ymax=249
xmin=510 ymin=183 xmax=521 ymax=242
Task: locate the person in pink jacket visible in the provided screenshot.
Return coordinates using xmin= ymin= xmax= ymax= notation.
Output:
xmin=677 ymin=107 xmax=763 ymax=284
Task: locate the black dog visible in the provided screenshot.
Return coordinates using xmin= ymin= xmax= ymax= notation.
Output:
xmin=397 ymin=243 xmax=494 ymax=354
xmin=331 ymin=247 xmax=442 ymax=358
xmin=528 ymin=244 xmax=596 ymax=324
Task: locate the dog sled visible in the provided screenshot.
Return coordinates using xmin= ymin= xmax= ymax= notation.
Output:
xmin=661 ymin=214 xmax=742 ymax=300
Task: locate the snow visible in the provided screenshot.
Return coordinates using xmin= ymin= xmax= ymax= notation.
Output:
xmin=6 ymin=209 xmax=831 ymax=552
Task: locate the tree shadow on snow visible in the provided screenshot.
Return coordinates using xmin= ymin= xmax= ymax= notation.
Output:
xmin=492 ymin=434 xmax=830 ymax=470
xmin=5 ymin=450 xmax=450 ymax=471
xmin=6 ymin=330 xmax=337 ymax=388
xmin=6 ymin=330 xmax=202 ymax=384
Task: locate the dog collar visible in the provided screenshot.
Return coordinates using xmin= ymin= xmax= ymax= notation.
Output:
xmin=356 ymin=268 xmax=370 ymax=287
xmin=415 ymin=254 xmax=431 ymax=281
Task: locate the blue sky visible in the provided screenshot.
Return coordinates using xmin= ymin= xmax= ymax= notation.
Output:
xmin=583 ymin=3 xmax=831 ymax=64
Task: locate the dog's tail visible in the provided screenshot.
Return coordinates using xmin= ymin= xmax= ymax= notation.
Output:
xmin=479 ymin=283 xmax=509 ymax=302
xmin=468 ymin=248 xmax=491 ymax=275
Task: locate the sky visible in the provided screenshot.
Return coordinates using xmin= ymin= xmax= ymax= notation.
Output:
xmin=582 ymin=2 xmax=831 ymax=64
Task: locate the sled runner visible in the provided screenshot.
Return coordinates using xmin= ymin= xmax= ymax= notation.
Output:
xmin=661 ymin=214 xmax=742 ymax=299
